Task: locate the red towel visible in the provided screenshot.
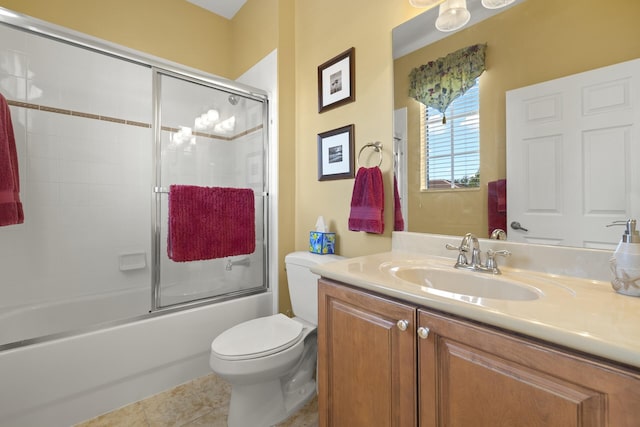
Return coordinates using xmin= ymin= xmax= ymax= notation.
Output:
xmin=496 ymin=179 xmax=506 ymax=213
xmin=393 ymin=175 xmax=404 ymax=231
xmin=488 ymin=179 xmax=507 ymax=236
xmin=168 ymin=185 xmax=255 ymax=262
xmin=348 ymin=167 xmax=384 ymax=234
xmin=0 ymin=93 xmax=24 ymax=227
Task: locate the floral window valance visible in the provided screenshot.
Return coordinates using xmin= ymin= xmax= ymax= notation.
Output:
xmin=409 ymin=43 xmax=487 ymax=123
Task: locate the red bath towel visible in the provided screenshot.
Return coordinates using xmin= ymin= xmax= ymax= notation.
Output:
xmin=393 ymin=175 xmax=404 ymax=231
xmin=348 ymin=166 xmax=384 ymax=234
xmin=488 ymin=179 xmax=507 ymax=236
xmin=168 ymin=185 xmax=255 ymax=262
xmin=0 ymin=93 xmax=24 ymax=227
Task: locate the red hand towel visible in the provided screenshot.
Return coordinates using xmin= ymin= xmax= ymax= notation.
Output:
xmin=487 ymin=179 xmax=506 ymax=236
xmin=168 ymin=185 xmax=255 ymax=262
xmin=496 ymin=178 xmax=506 ymax=213
xmin=348 ymin=167 xmax=384 ymax=234
xmin=393 ymin=175 xmax=404 ymax=231
xmin=0 ymin=93 xmax=23 ymax=227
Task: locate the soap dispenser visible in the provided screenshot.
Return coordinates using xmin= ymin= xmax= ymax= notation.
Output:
xmin=609 ymin=219 xmax=640 ymax=296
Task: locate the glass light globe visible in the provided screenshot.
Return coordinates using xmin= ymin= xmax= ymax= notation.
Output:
xmin=409 ymin=0 xmax=445 ymax=8
xmin=481 ymin=0 xmax=516 ymax=9
xmin=435 ymin=0 xmax=471 ymax=32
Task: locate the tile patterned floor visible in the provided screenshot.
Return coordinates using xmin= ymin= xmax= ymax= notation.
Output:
xmin=75 ymin=373 xmax=318 ymax=427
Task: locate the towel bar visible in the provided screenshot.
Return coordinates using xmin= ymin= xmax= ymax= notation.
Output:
xmin=357 ymin=141 xmax=383 ymax=168
xmin=154 ymin=187 xmax=267 ymax=197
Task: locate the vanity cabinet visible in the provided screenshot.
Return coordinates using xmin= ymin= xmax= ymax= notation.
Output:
xmin=318 ymin=278 xmax=640 ymax=427
xmin=418 ymin=309 xmax=640 ymax=426
xmin=317 ymin=278 xmax=417 ymax=426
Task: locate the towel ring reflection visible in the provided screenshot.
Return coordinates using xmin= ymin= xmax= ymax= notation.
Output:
xmin=357 ymin=142 xmax=383 ymax=167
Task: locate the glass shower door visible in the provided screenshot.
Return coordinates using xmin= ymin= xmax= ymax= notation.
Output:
xmin=153 ymin=71 xmax=268 ymax=309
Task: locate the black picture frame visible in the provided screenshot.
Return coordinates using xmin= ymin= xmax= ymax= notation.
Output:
xmin=317 ymin=124 xmax=355 ymax=181
xmin=318 ymin=48 xmax=355 ymax=113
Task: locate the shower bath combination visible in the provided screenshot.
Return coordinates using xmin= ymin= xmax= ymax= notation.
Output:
xmin=0 ymin=25 xmax=270 ymax=347
xmin=0 ymin=61 xmax=269 ymax=347
xmin=0 ymin=8 xmax=275 ymax=427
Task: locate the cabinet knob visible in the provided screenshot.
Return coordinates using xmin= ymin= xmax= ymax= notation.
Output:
xmin=397 ymin=320 xmax=409 ymax=331
xmin=417 ymin=327 xmax=430 ymax=339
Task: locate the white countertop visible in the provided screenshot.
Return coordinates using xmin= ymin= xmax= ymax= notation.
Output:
xmin=311 ymin=232 xmax=640 ymax=369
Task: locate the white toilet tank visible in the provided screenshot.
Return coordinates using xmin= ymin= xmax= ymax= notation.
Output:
xmin=285 ymin=251 xmax=344 ymax=324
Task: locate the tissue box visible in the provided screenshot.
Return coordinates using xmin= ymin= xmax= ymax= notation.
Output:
xmin=309 ymin=231 xmax=336 ymax=254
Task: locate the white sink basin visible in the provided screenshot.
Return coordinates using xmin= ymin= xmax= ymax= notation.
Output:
xmin=390 ymin=266 xmax=542 ymax=301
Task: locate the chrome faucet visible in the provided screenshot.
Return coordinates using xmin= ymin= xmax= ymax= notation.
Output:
xmin=462 ymin=233 xmax=482 ymax=266
xmin=490 ymin=228 xmax=507 ymax=240
xmin=446 ymin=233 xmax=510 ymax=274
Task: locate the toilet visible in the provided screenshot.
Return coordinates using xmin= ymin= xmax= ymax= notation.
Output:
xmin=209 ymin=251 xmax=344 ymax=427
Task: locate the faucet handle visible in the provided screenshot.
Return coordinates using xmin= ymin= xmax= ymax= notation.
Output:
xmin=485 ymin=249 xmax=511 ymax=273
xmin=487 ymin=249 xmax=511 ymax=256
xmin=445 ymin=243 xmax=468 ymax=266
xmin=445 ymin=243 xmax=464 ymax=252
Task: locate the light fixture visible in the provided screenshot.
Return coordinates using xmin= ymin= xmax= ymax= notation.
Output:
xmin=214 ymin=116 xmax=236 ymax=134
xmin=409 ymin=0 xmax=445 ymax=8
xmin=0 ymin=8 xmax=18 ymax=18
xmin=410 ymin=0 xmax=518 ymax=32
xmin=481 ymin=0 xmax=516 ymax=9
xmin=194 ymin=109 xmax=220 ymax=130
xmin=435 ymin=0 xmax=471 ymax=32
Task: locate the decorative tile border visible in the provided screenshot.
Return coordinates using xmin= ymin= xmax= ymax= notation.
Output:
xmin=7 ymin=99 xmax=263 ymax=141
xmin=7 ymin=99 xmax=150 ymax=128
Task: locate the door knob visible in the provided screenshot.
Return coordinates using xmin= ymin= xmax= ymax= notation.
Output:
xmin=397 ymin=320 xmax=409 ymax=331
xmin=510 ymin=221 xmax=529 ymax=232
xmin=417 ymin=327 xmax=430 ymax=339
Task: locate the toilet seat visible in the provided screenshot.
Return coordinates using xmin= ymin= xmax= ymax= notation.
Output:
xmin=211 ymin=314 xmax=303 ymax=361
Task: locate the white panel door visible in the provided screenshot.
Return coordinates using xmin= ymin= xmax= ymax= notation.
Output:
xmin=506 ymin=59 xmax=640 ymax=249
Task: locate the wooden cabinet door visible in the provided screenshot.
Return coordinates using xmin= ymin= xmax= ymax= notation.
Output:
xmin=418 ymin=309 xmax=640 ymax=427
xmin=318 ymin=279 xmax=417 ymax=427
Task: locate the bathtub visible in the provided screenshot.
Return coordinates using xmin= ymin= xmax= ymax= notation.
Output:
xmin=0 ymin=291 xmax=272 ymax=426
xmin=0 ymin=288 xmax=150 ymax=347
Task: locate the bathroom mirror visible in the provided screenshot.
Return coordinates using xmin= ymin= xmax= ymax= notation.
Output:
xmin=392 ymin=0 xmax=640 ymax=248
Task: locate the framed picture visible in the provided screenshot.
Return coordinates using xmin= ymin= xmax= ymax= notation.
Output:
xmin=318 ymin=47 xmax=355 ymax=113
xmin=317 ymin=124 xmax=355 ymax=181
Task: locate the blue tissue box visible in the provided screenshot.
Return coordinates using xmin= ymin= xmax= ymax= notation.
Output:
xmin=309 ymin=231 xmax=335 ymax=254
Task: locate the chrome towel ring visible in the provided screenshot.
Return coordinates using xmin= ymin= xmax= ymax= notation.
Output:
xmin=357 ymin=141 xmax=383 ymax=167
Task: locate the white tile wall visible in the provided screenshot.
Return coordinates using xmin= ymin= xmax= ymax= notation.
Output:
xmin=0 ymin=24 xmax=153 ymax=310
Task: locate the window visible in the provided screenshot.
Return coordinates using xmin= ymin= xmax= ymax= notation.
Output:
xmin=421 ymin=78 xmax=480 ymax=190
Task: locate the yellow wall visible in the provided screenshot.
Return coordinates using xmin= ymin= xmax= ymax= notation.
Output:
xmin=0 ymin=0 xmax=234 ymax=78
xmin=230 ymin=0 xmax=277 ymax=78
xmin=395 ymin=0 xmax=640 ymax=237
xmin=293 ymin=1 xmax=419 ymax=258
xmin=274 ymin=0 xmax=297 ymax=314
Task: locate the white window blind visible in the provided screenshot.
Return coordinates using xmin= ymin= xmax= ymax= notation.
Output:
xmin=421 ymin=78 xmax=480 ymax=190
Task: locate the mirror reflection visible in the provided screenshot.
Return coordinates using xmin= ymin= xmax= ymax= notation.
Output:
xmin=393 ymin=0 xmax=640 ymax=248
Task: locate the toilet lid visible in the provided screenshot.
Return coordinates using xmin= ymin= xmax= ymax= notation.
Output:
xmin=211 ymin=313 xmax=304 ymax=361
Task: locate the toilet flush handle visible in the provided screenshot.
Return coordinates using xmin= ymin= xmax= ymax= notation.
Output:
xmin=396 ymin=320 xmax=409 ymax=331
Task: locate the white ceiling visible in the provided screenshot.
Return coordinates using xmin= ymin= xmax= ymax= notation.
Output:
xmin=186 ymin=0 xmax=247 ymax=19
